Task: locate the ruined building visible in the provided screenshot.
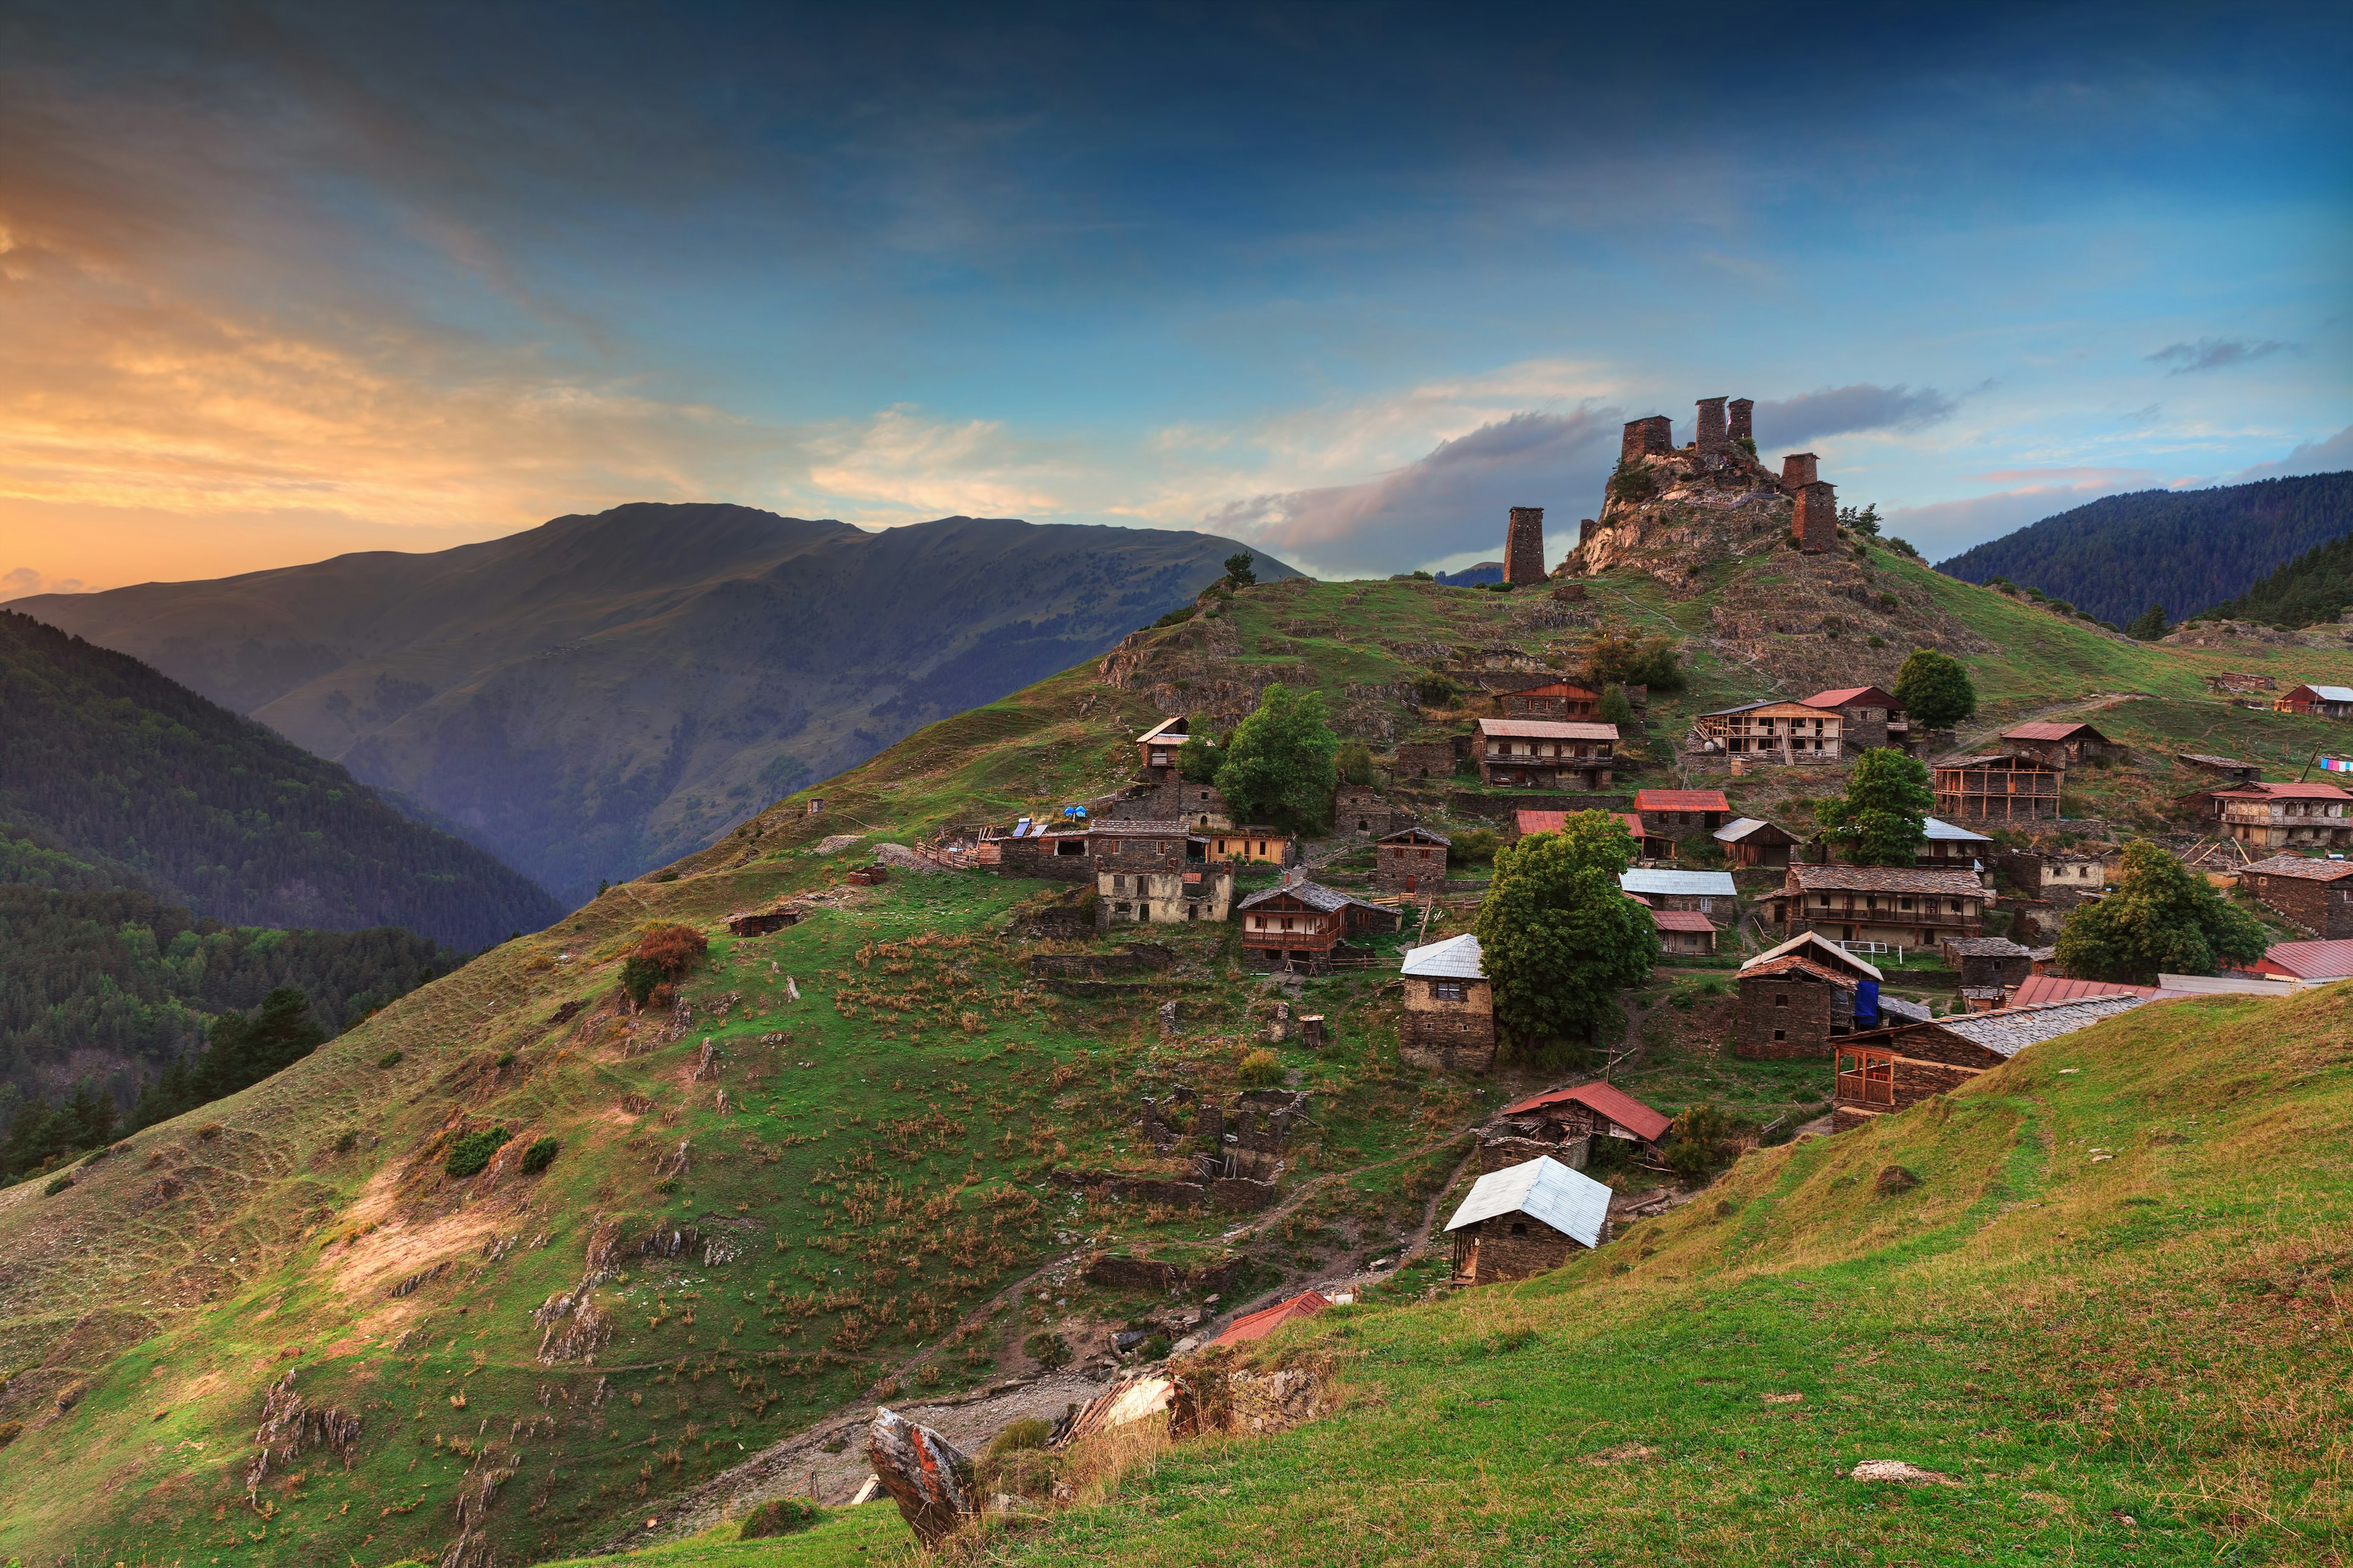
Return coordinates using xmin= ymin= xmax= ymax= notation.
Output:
xmin=1503 ymin=506 xmax=1547 ymax=585
xmin=1575 ymin=395 xmax=1838 ymax=588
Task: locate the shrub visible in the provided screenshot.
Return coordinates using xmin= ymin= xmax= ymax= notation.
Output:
xmin=333 ymin=1129 xmax=360 ymax=1154
xmin=42 ymin=1174 xmax=71 ymax=1197
xmin=1413 ymin=673 xmax=1461 ymax=708
xmin=1138 ymin=1333 xmax=1171 ymax=1360
xmin=444 ymin=1126 xmax=510 ymax=1179
xmin=623 ymin=922 xmax=709 ymax=1006
xmin=1335 ymin=738 xmax=1375 ymax=786
xmin=1583 ymin=629 xmax=1684 ymax=692
xmin=985 ymin=1417 xmax=1053 ymax=1459
xmin=376 ymin=1050 xmax=404 ymax=1069
xmin=520 ymin=1137 xmax=561 ymax=1175
xmin=1409 ymin=569 xmax=1433 ymax=581
xmin=196 ymin=1123 xmax=222 ymax=1141
xmin=0 ymin=1420 xmax=19 ymax=1447
xmin=1447 ymin=828 xmax=1499 ymax=868
xmin=738 ymin=1498 xmax=822 ymax=1540
xmin=1151 ymin=604 xmax=1198 ymax=629
xmin=1022 ymin=1331 xmax=1072 ymax=1370
xmin=494 ymin=1051 xmax=517 ymax=1069
xmin=1237 ymin=1048 xmax=1283 ymax=1087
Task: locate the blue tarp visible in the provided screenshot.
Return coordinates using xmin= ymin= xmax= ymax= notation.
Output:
xmin=1855 ymin=979 xmax=1881 ymax=1026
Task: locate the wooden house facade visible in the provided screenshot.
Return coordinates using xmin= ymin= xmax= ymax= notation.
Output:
xmin=1498 ymin=681 xmax=1602 ymax=720
xmin=1801 ymin=686 xmax=1908 ymax=751
xmin=1135 ymin=716 xmax=1190 ymax=779
xmin=1476 ymin=719 xmax=1617 ymax=790
xmin=2273 ymin=683 xmax=2353 ymax=719
xmin=1712 ymin=816 xmax=1803 ymax=868
xmin=1238 ymin=876 xmax=1400 ymax=972
xmin=1204 ymin=828 xmax=1293 ymax=866
xmin=1694 ymin=700 xmax=1843 ymax=763
xmin=2191 ymin=781 xmax=2353 ymax=852
xmin=1934 ymin=753 xmax=2061 ymax=824
xmin=1765 ymin=864 xmax=1987 ymax=948
xmin=1832 ymin=994 xmax=2151 ymax=1131
xmin=2000 ymin=721 xmax=2120 ymax=768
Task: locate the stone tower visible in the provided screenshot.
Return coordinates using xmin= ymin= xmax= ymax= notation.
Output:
xmin=1781 ymin=452 xmax=1819 ymax=491
xmin=1620 ymin=415 xmax=1673 ymax=463
xmin=1728 ymin=398 xmax=1754 ymax=444
xmin=1695 ymin=396 xmax=1730 ymax=454
xmin=1504 ymin=507 xmax=1547 ymax=585
xmin=1794 ymin=480 xmax=1838 ymax=553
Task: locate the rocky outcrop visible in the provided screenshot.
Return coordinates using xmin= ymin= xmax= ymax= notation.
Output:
xmin=868 ymin=1407 xmax=979 ymax=1547
xmin=1569 ymin=444 xmax=1795 ymax=594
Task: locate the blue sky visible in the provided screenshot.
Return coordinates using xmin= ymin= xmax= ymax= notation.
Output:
xmin=1 ymin=0 xmax=2347 ymax=590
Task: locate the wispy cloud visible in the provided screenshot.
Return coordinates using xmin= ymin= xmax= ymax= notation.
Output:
xmin=1752 ymin=384 xmax=1958 ymax=450
xmin=2233 ymin=423 xmax=2353 ymax=482
xmin=2 ymin=566 xmax=84 ymax=596
xmin=2146 ymin=338 xmax=2302 ymax=375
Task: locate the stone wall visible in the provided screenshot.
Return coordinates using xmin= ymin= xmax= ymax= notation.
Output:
xmin=1398 ymin=1002 xmax=1496 ymax=1074
xmin=1620 ymin=415 xmax=1673 ymax=463
xmin=1735 ymin=971 xmax=1844 ymax=1059
xmin=1794 ymin=480 xmax=1838 ymax=553
xmin=1781 ymin=452 xmax=1819 ymax=489
xmin=1695 ymin=396 xmax=1729 ymax=454
xmin=2242 ymin=871 xmax=2353 ymax=938
xmin=1446 ymin=789 xmax=1629 ymax=819
xmin=1728 ymin=398 xmax=1754 ymax=444
xmin=1395 ymin=741 xmax=1461 ymax=781
xmin=1460 ymin=1216 xmax=1595 ymax=1283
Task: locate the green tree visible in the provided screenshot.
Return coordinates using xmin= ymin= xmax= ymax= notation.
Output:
xmin=1893 ymin=648 xmax=1977 ymax=731
xmin=1335 ymin=738 xmax=1375 ymax=786
xmin=1838 ymin=502 xmax=1882 ymax=537
xmin=1214 ymin=684 xmax=1339 ymax=830
xmin=1473 ymin=812 xmax=1657 ymax=1059
xmin=1584 ymin=629 xmax=1684 ymax=693
xmin=2054 ymin=841 xmax=2270 ymax=983
xmin=1223 ymin=550 xmax=1257 ymax=587
xmin=1817 ymin=749 xmax=1934 ymax=866
xmin=1597 ymin=686 xmax=1635 ymax=726
xmin=2125 ymin=603 xmax=2169 ymax=640
xmin=1175 ymin=732 xmax=1225 ymax=784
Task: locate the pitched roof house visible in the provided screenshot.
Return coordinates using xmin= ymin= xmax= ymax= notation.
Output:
xmin=2274 ymin=683 xmax=2353 ymax=718
xmin=1397 ymin=933 xmax=1495 ymax=1074
xmin=1765 ymin=864 xmax=1987 ymax=948
xmin=1444 ymin=1156 xmax=1614 ymax=1284
xmin=1498 ymin=1081 xmax=1673 ymax=1146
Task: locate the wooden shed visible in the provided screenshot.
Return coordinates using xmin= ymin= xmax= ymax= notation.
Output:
xmin=1933 ymin=753 xmax=2061 ymax=824
xmin=1713 ymin=816 xmax=1803 ymax=868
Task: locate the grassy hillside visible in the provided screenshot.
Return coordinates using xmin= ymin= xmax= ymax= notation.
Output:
xmin=3 ymin=557 xmax=2351 ymax=1567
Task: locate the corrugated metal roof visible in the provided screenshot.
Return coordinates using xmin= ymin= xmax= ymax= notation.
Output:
xmin=1400 ymin=932 xmax=1485 ymax=979
xmin=1496 ymin=1081 xmax=1674 ymax=1143
xmin=2004 ymin=721 xmax=2110 ymax=741
xmin=1211 ymin=1290 xmax=1330 ymax=1346
xmin=1476 ymin=718 xmax=1621 ymax=740
xmin=1633 ymin=789 xmax=1730 ymax=812
xmin=2301 ymin=684 xmax=2353 ymax=703
xmin=1741 ymin=930 xmax=1884 ymax=981
xmin=2256 ymin=938 xmax=2353 ymax=980
xmin=2010 ymin=974 xmax=2155 ymax=1005
xmin=1650 ymin=909 xmax=1718 ymax=933
xmin=1922 ymin=816 xmax=1993 ymax=843
xmin=1803 ymin=685 xmax=1899 ymax=708
xmin=1444 ymin=1156 xmax=1612 ymax=1248
xmin=1620 ymin=868 xmax=1736 ymax=896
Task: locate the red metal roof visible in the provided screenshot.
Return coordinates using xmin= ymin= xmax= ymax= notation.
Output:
xmin=1803 ymin=686 xmax=1898 ymax=709
xmin=1649 ymin=909 xmax=1718 ymax=933
xmin=1515 ymin=809 xmax=1646 ymax=842
xmin=1737 ymin=953 xmax=1859 ymax=988
xmin=2004 ymin=721 xmax=2109 ymax=741
xmin=2009 ymin=974 xmax=2154 ymax=1006
xmin=1633 ymin=789 xmax=1730 ymax=813
xmin=1211 ymin=1290 xmax=1330 ymax=1346
xmin=2253 ymin=939 xmax=2353 ymax=980
xmin=1497 ymin=1081 xmax=1673 ymax=1143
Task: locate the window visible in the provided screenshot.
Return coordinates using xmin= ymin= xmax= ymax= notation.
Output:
xmin=1509 ymin=1221 xmax=1528 ymax=1237
xmin=1772 ymin=1029 xmax=1786 ymax=1042
xmin=1774 ymin=993 xmax=1788 ymax=1007
xmin=1433 ymin=980 xmax=1466 ymax=1001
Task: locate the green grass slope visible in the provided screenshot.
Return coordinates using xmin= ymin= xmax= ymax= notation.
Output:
xmin=4 ymin=559 xmax=2351 ymax=1567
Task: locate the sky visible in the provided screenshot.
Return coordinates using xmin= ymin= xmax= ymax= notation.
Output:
xmin=1 ymin=1 xmax=2347 ymax=593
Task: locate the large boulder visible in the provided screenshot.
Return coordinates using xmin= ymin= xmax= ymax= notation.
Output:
xmin=868 ymin=1407 xmax=978 ymax=1547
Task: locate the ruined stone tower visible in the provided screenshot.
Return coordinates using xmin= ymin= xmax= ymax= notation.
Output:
xmin=1619 ymin=415 xmax=1673 ymax=463
xmin=1504 ymin=507 xmax=1547 ymax=585
xmin=1781 ymin=452 xmax=1819 ymax=491
xmin=1695 ymin=396 xmax=1730 ymax=455
xmin=1794 ymin=480 xmax=1838 ymax=553
xmin=1727 ymin=398 xmax=1754 ymax=445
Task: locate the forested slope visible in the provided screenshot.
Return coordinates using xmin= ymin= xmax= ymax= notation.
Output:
xmin=2202 ymin=526 xmax=2353 ymax=628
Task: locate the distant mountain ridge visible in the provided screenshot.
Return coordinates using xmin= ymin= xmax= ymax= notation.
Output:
xmin=2200 ymin=527 xmax=2353 ymax=629
xmin=1936 ymin=471 xmax=2353 ymax=626
xmin=0 ymin=610 xmax=558 ymax=949
xmin=9 ymin=506 xmax=1294 ymax=901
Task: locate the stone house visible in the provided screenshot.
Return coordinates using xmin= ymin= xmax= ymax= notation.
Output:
xmin=1498 ymin=680 xmax=1602 ymax=720
xmin=1374 ymin=825 xmax=1452 ymax=893
xmin=724 ymin=902 xmax=805 ymax=937
xmin=1944 ymin=935 xmax=2035 ymax=993
xmin=1919 ymin=816 xmax=1993 ymax=869
xmin=2273 ymin=683 xmax=2353 ymax=719
xmin=1632 ymin=788 xmax=1730 ymax=856
xmin=2176 ymin=752 xmax=2264 ymax=786
xmin=1444 ymin=1156 xmax=1613 ymax=1286
xmin=1934 ymin=753 xmax=2061 ymax=825
xmin=1394 ymin=739 xmax=1464 ymax=781
xmin=1398 ymin=932 xmax=1495 ymax=1073
xmin=1237 ymin=875 xmax=1399 ymax=971
xmin=1204 ymin=827 xmax=1293 ymax=866
xmin=1802 ymin=685 xmax=1909 ymax=751
xmin=1650 ymin=907 xmax=1718 ymax=956
xmin=1618 ymin=866 xmax=1737 ymax=918
xmin=1476 ymin=719 xmax=1618 ymax=790
xmin=2189 ymin=780 xmax=2353 ymax=852
xmin=1994 ymin=847 xmax=2115 ymax=908
xmin=2001 ymin=721 xmax=2121 ymax=768
xmin=1712 ymin=816 xmax=1803 ymax=868
xmin=1733 ymin=931 xmax=1889 ymax=1059
xmin=1693 ymin=700 xmax=1843 ymax=763
xmin=1335 ymin=785 xmax=1406 ymax=837
xmin=1832 ymin=994 xmax=2151 ymax=1131
xmin=1764 ymin=864 xmax=1987 ymax=948
xmin=1111 ymin=775 xmax=1235 ymax=831
xmin=993 ymin=823 xmax=1098 ymax=882
xmin=2238 ymin=855 xmax=2353 ymax=938
xmin=1496 ymin=1080 xmax=1672 ymax=1153
xmin=1089 ymin=820 xmax=1234 ymax=927
xmin=1135 ymin=716 xmax=1191 ymax=779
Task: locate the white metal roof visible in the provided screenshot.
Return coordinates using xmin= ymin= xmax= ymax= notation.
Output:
xmin=2305 ymin=685 xmax=2353 ymax=704
xmin=1400 ymin=932 xmax=1485 ymax=980
xmin=1619 ymin=868 xmax=1737 ymax=897
xmin=1712 ymin=816 xmax=1768 ymax=842
xmin=1922 ymin=816 xmax=1993 ymax=843
xmin=1444 ymin=1156 xmax=1610 ymax=1248
xmin=1740 ymin=930 xmax=1883 ymax=982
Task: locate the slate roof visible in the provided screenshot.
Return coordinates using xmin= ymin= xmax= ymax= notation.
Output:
xmin=1476 ymin=718 xmax=1621 ymax=741
xmin=1741 ymin=930 xmax=1884 ymax=981
xmin=1786 ymin=865 xmax=1988 ymax=896
xmin=1212 ymin=1290 xmax=1330 ymax=1347
xmin=1400 ymin=932 xmax=1485 ymax=980
xmin=1633 ymin=789 xmax=1730 ymax=812
xmin=1922 ymin=816 xmax=1994 ymax=843
xmin=2004 ymin=721 xmax=2112 ymax=742
xmin=1088 ymin=820 xmax=1201 ymax=838
xmin=1444 ymin=1156 xmax=1612 ymax=1248
xmin=1880 ymin=996 xmax=1936 ymax=1023
xmin=1620 ymin=868 xmax=1737 ymax=898
xmin=1936 ymin=753 xmax=2053 ymax=770
xmin=2253 ymin=938 xmax=2353 ymax=981
xmin=1947 ymin=936 xmax=2031 ymax=956
xmin=1920 ymin=994 xmax=2151 ymax=1058
xmin=2010 ymin=974 xmax=2156 ymax=1006
xmin=2241 ymin=855 xmax=2353 ymax=882
xmin=2178 ymin=752 xmax=2260 ymax=771
xmin=1497 ymin=1081 xmax=1674 ymax=1143
xmin=1737 ymin=954 xmax=1858 ymax=989
xmin=1238 ymin=876 xmax=1382 ymax=914
xmin=1377 ymin=825 xmax=1452 ymax=846
xmin=1650 ymin=909 xmax=1718 ymax=933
